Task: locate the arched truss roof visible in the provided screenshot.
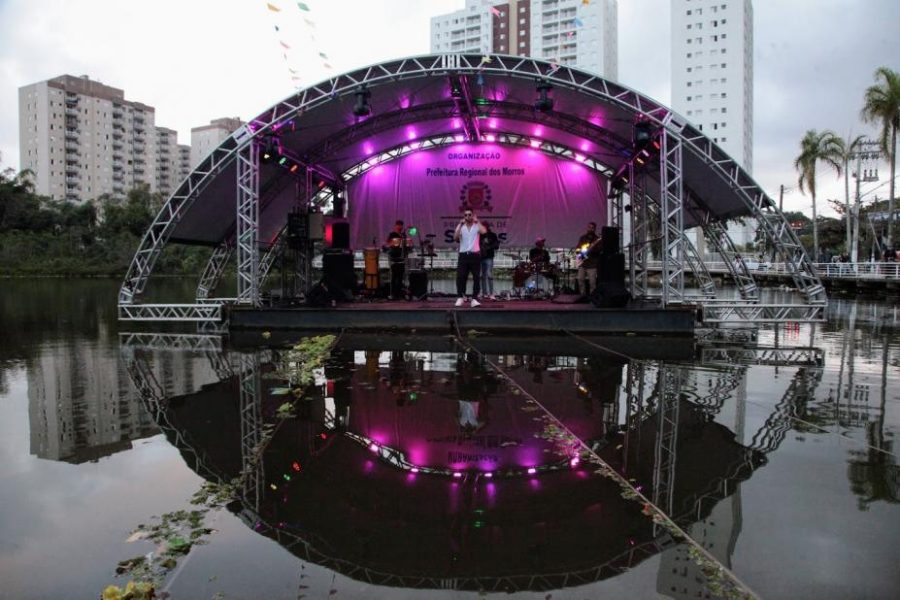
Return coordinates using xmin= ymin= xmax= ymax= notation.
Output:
xmin=120 ymin=53 xmax=824 ymax=313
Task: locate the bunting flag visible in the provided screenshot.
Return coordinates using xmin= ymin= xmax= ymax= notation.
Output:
xmin=264 ymin=0 xmax=335 ymax=90
xmin=490 ymin=7 xmax=501 ymax=17
xmin=574 ymin=17 xmax=584 ymax=27
xmin=582 ymin=0 xmax=590 ymax=5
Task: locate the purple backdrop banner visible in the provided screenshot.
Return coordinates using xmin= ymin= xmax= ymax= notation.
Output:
xmin=348 ymin=144 xmax=607 ymax=249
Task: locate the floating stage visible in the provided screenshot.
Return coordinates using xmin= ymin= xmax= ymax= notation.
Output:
xmin=228 ymin=298 xmax=697 ymax=336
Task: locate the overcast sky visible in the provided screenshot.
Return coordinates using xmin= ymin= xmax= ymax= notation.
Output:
xmin=1 ymin=0 xmax=897 ymax=215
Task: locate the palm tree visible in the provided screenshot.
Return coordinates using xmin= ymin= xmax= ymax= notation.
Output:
xmin=840 ymin=134 xmax=866 ymax=260
xmin=861 ymin=67 xmax=900 ymax=250
xmin=795 ymin=129 xmax=843 ymax=261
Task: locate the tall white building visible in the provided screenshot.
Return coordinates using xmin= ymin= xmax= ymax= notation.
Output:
xmin=18 ymin=75 xmax=163 ymax=203
xmin=431 ymin=0 xmax=618 ymax=79
xmin=671 ymin=0 xmax=755 ymax=249
xmin=191 ymin=117 xmax=244 ymax=168
xmin=156 ymin=126 xmax=192 ymax=197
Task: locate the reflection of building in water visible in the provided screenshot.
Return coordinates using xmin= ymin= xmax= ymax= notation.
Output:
xmin=27 ymin=331 xmax=218 ymax=463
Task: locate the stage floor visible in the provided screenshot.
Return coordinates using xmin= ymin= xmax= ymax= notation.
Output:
xmin=229 ymin=296 xmax=697 ymax=336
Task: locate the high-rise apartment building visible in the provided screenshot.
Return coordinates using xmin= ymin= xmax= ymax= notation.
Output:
xmin=671 ymin=0 xmax=754 ymax=248
xmin=18 ymin=75 xmax=164 ymax=202
xmin=191 ymin=117 xmax=245 ymax=168
xmin=431 ymin=0 xmax=618 ymax=79
xmin=156 ymin=126 xmax=192 ymax=197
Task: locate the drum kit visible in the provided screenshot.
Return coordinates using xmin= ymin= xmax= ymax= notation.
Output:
xmin=507 ymin=252 xmax=567 ymax=299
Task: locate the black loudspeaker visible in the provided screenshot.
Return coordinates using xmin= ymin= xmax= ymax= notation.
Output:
xmin=287 ymin=212 xmax=309 ymax=249
xmin=322 ymin=249 xmax=356 ymax=300
xmin=598 ymin=252 xmax=625 ymax=284
xmin=591 ymin=281 xmax=630 ymax=308
xmin=601 ymin=226 xmax=620 ymax=255
xmin=408 ymin=270 xmax=428 ymax=299
xmin=331 ymin=221 xmax=351 ymax=249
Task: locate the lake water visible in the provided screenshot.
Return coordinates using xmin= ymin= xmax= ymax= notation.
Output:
xmin=1 ymin=279 xmax=898 ymax=599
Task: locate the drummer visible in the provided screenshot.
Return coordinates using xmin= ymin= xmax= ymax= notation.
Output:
xmin=529 ymin=236 xmax=558 ymax=291
xmin=383 ymin=220 xmax=412 ymax=299
xmin=529 ymin=237 xmax=551 ymax=265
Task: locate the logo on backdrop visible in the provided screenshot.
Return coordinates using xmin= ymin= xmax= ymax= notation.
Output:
xmin=458 ymin=181 xmax=493 ymax=213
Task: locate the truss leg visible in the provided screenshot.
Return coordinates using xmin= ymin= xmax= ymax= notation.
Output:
xmin=236 ymin=142 xmax=260 ymax=306
xmin=197 ymin=243 xmax=233 ymax=301
xmin=659 ymin=129 xmax=685 ymax=306
xmin=631 ymin=169 xmax=651 ymax=300
xmin=653 ymin=363 xmax=681 ymax=525
xmin=239 ymin=353 xmax=264 ymax=512
xmin=703 ymin=220 xmax=759 ymax=300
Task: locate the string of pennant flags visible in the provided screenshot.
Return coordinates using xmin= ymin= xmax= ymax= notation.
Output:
xmin=477 ymin=0 xmax=591 ymax=75
xmin=265 ymin=1 xmax=333 ymax=89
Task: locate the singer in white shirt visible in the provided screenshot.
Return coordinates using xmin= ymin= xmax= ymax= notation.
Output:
xmin=453 ymin=210 xmax=487 ymax=307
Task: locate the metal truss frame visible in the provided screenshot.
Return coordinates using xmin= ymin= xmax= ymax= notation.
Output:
xmin=118 ymin=52 xmax=824 ymax=326
xmin=118 ymin=332 xmax=224 ymax=353
xmin=238 ymin=353 xmax=263 ymax=511
xmin=658 ymin=129 xmax=686 ymax=306
xmin=629 ymin=170 xmax=651 ymax=299
xmin=652 ymin=363 xmax=681 ymax=521
xmin=701 ymin=302 xmax=825 ymax=323
xmin=748 ymin=366 xmax=823 ymax=454
xmin=196 ymin=243 xmax=233 ymax=301
xmin=118 ymin=303 xmax=222 ymax=322
xmin=699 ymin=346 xmax=824 ymax=367
xmin=236 ymin=142 xmax=260 ymax=306
xmin=701 ymin=219 xmax=759 ymax=300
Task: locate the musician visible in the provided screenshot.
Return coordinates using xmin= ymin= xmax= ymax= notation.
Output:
xmin=453 ymin=210 xmax=487 ymax=307
xmin=383 ymin=220 xmax=412 ymax=299
xmin=575 ymin=222 xmax=601 ymax=296
xmin=529 ymin=237 xmax=551 ymax=265
xmin=478 ymin=222 xmax=499 ymax=300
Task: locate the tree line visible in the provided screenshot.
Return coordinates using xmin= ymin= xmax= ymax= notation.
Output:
xmin=0 ymin=167 xmax=206 ymax=276
xmin=795 ymin=66 xmax=899 ymax=262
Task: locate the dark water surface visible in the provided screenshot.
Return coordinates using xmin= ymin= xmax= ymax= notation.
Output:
xmin=1 ymin=279 xmax=898 ymax=599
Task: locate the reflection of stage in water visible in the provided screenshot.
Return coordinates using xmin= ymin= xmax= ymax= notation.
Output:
xmin=124 ymin=337 xmax=777 ymax=593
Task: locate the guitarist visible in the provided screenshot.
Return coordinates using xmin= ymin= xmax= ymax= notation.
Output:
xmin=574 ymin=222 xmax=601 ymax=296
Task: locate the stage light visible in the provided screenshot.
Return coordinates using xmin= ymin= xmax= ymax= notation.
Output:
xmin=260 ymin=137 xmax=278 ymax=163
xmin=407 ymin=226 xmax=418 ymax=236
xmin=278 ymin=156 xmax=288 ymax=166
xmin=352 ymin=87 xmax=371 ymax=117
xmin=450 ymin=80 xmax=463 ymax=98
xmin=484 ymin=472 xmax=493 ymax=478
xmin=570 ymin=457 xmax=580 ymax=468
xmin=368 ymin=442 xmax=379 ymax=452
xmin=289 ymin=164 xmax=300 ymax=173
xmin=484 ymin=134 xmax=496 ymax=142
xmin=634 ymin=121 xmax=654 ymax=148
xmin=534 ymin=81 xmax=554 ymax=112
xmin=453 ymin=471 xmax=463 ymax=478
xmin=527 ymin=467 xmax=537 ymax=475
xmin=410 ymin=467 xmax=420 ymax=474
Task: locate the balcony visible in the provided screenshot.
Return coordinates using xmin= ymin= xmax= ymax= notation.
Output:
xmin=65 ymin=143 xmax=80 ymax=154
xmin=112 ymin=130 xmax=123 ymax=140
xmin=113 ymin=172 xmax=124 ymax=181
xmin=65 ymin=94 xmax=78 ymax=105
xmin=65 ymin=129 xmax=79 ymax=140
xmin=112 ymin=161 xmax=123 ymax=171
xmin=65 ymin=193 xmax=80 ymax=202
xmin=65 ymin=107 xmax=79 ymax=117
xmin=65 ymin=177 xmax=80 ymax=187
xmin=134 ymin=167 xmax=145 ymax=175
xmin=65 ymin=166 xmax=79 ymax=177
xmin=112 ymin=140 xmax=123 ymax=150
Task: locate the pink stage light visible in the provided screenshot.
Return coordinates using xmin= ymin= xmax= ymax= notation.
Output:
xmin=406 ymin=127 xmax=417 ymax=140
xmin=484 ymin=134 xmax=496 ymax=142
xmin=570 ymin=457 xmax=581 ymax=467
xmin=580 ymin=141 xmax=590 ymax=151
xmin=527 ymin=467 xmax=537 ymax=475
xmin=453 ymin=471 xmax=463 ymax=478
xmin=489 ymin=118 xmax=498 ymax=129
xmin=410 ymin=467 xmax=420 ymax=474
xmin=362 ymin=142 xmax=375 ymax=156
xmin=484 ymin=472 xmax=493 ymax=478
xmin=368 ymin=442 xmax=379 ymax=453
xmin=533 ymin=126 xmax=544 ymax=137
xmin=452 ymin=118 xmax=461 ymax=129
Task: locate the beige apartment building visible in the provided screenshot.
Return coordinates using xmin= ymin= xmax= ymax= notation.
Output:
xmin=156 ymin=126 xmax=191 ymax=197
xmin=190 ymin=117 xmax=244 ymax=168
xmin=18 ymin=74 xmax=190 ymax=203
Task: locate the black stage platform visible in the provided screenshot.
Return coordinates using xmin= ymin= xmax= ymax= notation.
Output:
xmin=228 ymin=298 xmax=696 ymax=336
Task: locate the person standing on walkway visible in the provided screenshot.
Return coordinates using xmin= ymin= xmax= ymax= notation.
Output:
xmin=454 ymin=210 xmax=486 ymax=307
xmin=479 ymin=221 xmax=500 ymax=300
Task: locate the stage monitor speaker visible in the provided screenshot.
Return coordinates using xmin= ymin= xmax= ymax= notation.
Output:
xmin=322 ymin=249 xmax=356 ymax=300
xmin=601 ymin=226 xmax=620 ymax=255
xmin=408 ymin=270 xmax=428 ymax=299
xmin=331 ymin=221 xmax=351 ymax=249
xmin=598 ymin=252 xmax=625 ymax=284
xmin=591 ymin=281 xmax=630 ymax=308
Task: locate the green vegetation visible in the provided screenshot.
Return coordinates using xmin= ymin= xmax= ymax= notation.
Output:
xmin=0 ymin=167 xmax=206 ymax=276
xmin=861 ymin=67 xmax=900 ymax=248
xmin=794 ymin=129 xmax=843 ymax=260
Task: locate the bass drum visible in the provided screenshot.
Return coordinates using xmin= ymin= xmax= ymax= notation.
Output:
xmin=513 ymin=262 xmax=532 ymax=288
xmin=524 ymin=273 xmax=552 ymax=295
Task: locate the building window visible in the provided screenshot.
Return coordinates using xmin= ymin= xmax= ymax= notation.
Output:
xmin=687 ymin=24 xmax=692 ymax=29
xmin=687 ymin=82 xmax=692 ymax=87
xmin=520 ymin=41 xmax=526 ymax=47
xmin=687 ymin=67 xmax=693 ymax=72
